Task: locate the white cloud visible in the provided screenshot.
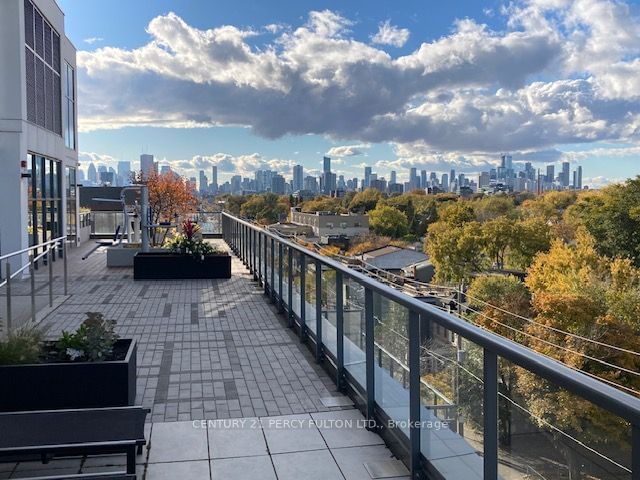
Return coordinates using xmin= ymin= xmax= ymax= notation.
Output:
xmin=83 ymin=37 xmax=103 ymax=45
xmin=76 ymin=4 xmax=640 ymax=158
xmin=371 ymin=20 xmax=410 ymax=47
xmin=326 ymin=144 xmax=370 ymax=157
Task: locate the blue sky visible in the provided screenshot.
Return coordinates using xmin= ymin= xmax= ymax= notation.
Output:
xmin=58 ymin=0 xmax=640 ymax=187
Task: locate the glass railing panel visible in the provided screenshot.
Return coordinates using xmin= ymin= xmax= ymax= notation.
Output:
xmin=321 ymin=267 xmax=337 ymax=357
xmin=305 ymin=258 xmax=317 ymax=334
xmin=420 ymin=325 xmax=485 ymax=478
xmin=282 ymin=246 xmax=290 ymax=311
xmin=497 ymin=357 xmax=632 ymax=480
xmin=373 ymin=293 xmax=410 ymax=433
xmin=343 ymin=277 xmax=365 ymax=382
xmin=292 ymin=251 xmax=301 ymax=318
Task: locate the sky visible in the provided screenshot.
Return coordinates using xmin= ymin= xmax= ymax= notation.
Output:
xmin=57 ymin=0 xmax=640 ymax=187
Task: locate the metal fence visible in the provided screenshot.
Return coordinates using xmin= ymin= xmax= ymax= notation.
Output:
xmin=0 ymin=236 xmax=68 ymax=336
xmin=222 ymin=212 xmax=640 ymax=480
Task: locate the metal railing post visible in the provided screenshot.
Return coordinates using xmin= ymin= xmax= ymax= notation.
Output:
xmin=258 ymin=232 xmax=262 ymax=285
xmin=5 ymin=262 xmax=12 ymax=335
xmin=48 ymin=246 xmax=53 ymax=307
xmin=270 ymin=238 xmax=275 ymax=303
xmin=365 ymin=288 xmax=375 ymax=422
xmin=483 ymin=349 xmax=499 ymax=480
xmin=263 ymin=232 xmax=268 ymax=294
xmin=315 ymin=259 xmax=322 ymax=363
xmin=63 ymin=240 xmax=68 ymax=296
xmin=336 ymin=270 xmax=344 ymax=391
xmin=253 ymin=230 xmax=257 ymax=280
xmin=299 ymin=252 xmax=306 ymax=342
xmin=633 ymin=424 xmax=639 ymax=480
xmin=30 ymin=252 xmax=36 ymax=323
xmin=409 ymin=309 xmax=421 ymax=479
xmin=287 ymin=247 xmax=293 ymax=328
xmin=278 ymin=242 xmax=284 ymax=313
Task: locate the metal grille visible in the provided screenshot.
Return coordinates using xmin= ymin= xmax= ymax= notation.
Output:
xmin=24 ymin=0 xmax=33 ymax=48
xmin=52 ymin=32 xmax=60 ymax=73
xmin=43 ymin=21 xmax=52 ymax=66
xmin=53 ymin=74 xmax=61 ymax=135
xmin=35 ymin=57 xmax=45 ymax=127
xmin=25 ymin=47 xmax=36 ymax=123
xmin=34 ymin=9 xmax=43 ymax=58
xmin=45 ymin=67 xmax=53 ymax=131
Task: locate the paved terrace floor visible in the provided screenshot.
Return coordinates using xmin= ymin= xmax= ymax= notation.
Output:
xmin=0 ymin=241 xmax=409 ymax=480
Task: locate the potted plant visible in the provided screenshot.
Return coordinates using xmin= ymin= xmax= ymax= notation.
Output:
xmin=0 ymin=312 xmax=136 ymax=412
xmin=133 ymin=219 xmax=231 ymax=279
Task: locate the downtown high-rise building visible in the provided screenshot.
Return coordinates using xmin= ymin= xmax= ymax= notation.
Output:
xmin=364 ymin=166 xmax=372 ymax=188
xmin=293 ymin=164 xmax=304 ymax=192
xmin=211 ymin=166 xmax=218 ymax=193
xmin=140 ymin=154 xmax=155 ymax=178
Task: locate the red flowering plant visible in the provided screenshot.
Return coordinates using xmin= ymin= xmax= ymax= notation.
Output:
xmin=164 ymin=219 xmax=220 ymax=260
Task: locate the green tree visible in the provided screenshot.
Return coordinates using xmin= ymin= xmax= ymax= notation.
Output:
xmin=301 ymin=196 xmax=344 ymax=213
xmin=240 ymin=193 xmax=288 ymax=225
xmin=425 ymin=221 xmax=485 ymax=283
xmin=481 ymin=217 xmax=517 ymax=269
xmin=348 ymin=189 xmax=383 ymax=213
xmin=437 ymin=201 xmax=475 ymax=226
xmin=565 ymin=177 xmax=640 ymax=265
xmin=509 ymin=217 xmax=551 ymax=269
xmin=368 ymin=204 xmax=409 ymax=238
xmin=474 ymin=195 xmax=515 ymax=222
xmin=387 ymin=194 xmax=438 ymax=237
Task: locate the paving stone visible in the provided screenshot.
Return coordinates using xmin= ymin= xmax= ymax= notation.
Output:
xmin=210 ymin=455 xmax=276 ymax=480
xmin=271 ymin=449 xmax=344 ymax=480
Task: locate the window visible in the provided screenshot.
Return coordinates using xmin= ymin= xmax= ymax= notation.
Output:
xmin=24 ymin=0 xmax=61 ymax=135
xmin=64 ymin=63 xmax=75 ymax=149
xmin=27 ymin=154 xmax=62 ymax=252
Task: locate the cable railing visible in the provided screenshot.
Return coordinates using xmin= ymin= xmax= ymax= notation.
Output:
xmin=222 ymin=212 xmax=640 ymax=480
xmin=0 ymin=236 xmax=68 ymax=336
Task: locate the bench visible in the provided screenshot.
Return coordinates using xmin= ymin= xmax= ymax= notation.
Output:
xmin=0 ymin=406 xmax=148 ymax=479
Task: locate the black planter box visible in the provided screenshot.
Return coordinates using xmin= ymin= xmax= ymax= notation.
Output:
xmin=133 ymin=252 xmax=232 ymax=279
xmin=0 ymin=339 xmax=136 ymax=412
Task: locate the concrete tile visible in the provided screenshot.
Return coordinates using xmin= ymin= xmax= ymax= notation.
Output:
xmin=210 ymin=455 xmax=276 ymax=480
xmin=207 ymin=418 xmax=267 ymax=459
xmin=311 ymin=409 xmax=384 ymax=449
xmin=271 ymin=450 xmax=344 ymax=480
xmin=261 ymin=414 xmax=326 ymax=454
xmin=148 ymin=421 xmax=209 ymax=463
xmin=146 ymin=460 xmax=210 ymax=480
xmin=331 ymin=445 xmax=409 ymax=480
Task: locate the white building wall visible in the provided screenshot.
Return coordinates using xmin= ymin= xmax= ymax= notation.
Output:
xmin=0 ymin=0 xmax=77 ymax=266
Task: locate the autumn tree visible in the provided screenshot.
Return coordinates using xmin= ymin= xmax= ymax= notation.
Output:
xmin=301 ymin=196 xmax=345 ymax=213
xmin=348 ymin=188 xmax=383 ymax=213
xmin=473 ymin=195 xmax=516 ymax=222
xmin=240 ymin=193 xmax=288 ymax=225
xmin=131 ymin=170 xmax=198 ymax=245
xmin=437 ymin=201 xmax=475 ymax=226
xmin=368 ymin=204 xmax=409 ymax=238
xmin=387 ymin=193 xmax=438 ymax=237
xmin=425 ymin=221 xmax=485 ymax=284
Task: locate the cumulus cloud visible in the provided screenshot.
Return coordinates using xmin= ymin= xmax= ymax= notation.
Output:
xmin=371 ymin=20 xmax=410 ymax=47
xmin=76 ymin=3 xmax=640 ymax=158
xmin=326 ymin=144 xmax=370 ymax=157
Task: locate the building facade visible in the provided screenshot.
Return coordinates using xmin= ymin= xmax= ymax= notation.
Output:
xmin=0 ymin=0 xmax=78 ymax=264
xmin=289 ymin=207 xmax=369 ymax=240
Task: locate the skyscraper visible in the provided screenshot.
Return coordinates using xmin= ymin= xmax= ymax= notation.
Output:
xmin=390 ymin=170 xmax=396 ymax=185
xmin=561 ymin=161 xmax=570 ymax=187
xmin=271 ymin=174 xmax=286 ymax=195
xmin=140 ymin=154 xmax=155 ymax=178
xmin=293 ymin=164 xmax=304 ymax=191
xmin=117 ymin=161 xmax=131 ymax=185
xmin=87 ymin=163 xmax=97 ymax=184
xmin=546 ymin=165 xmax=555 ymax=184
xmin=211 ymin=166 xmax=218 ymax=193
xmin=442 ymin=173 xmax=449 ymax=191
xmin=323 ymin=156 xmax=331 ymax=173
xmin=199 ymin=170 xmax=208 ymax=193
xmin=364 ymin=166 xmax=372 ymax=188
xmin=576 ymin=165 xmax=583 ymax=190
xmin=420 ymin=170 xmax=427 ymax=189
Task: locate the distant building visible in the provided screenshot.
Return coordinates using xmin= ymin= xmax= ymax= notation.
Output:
xmin=361 ymin=246 xmax=432 ymax=281
xmin=289 ymin=207 xmax=369 ymax=243
xmin=271 ymin=174 xmax=286 ymax=195
xmin=210 ymin=166 xmax=218 ymax=193
xmin=293 ymin=164 xmax=304 ymax=191
xmin=140 ymin=154 xmax=155 ymax=178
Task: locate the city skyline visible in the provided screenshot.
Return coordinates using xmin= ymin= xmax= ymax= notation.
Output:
xmin=58 ymin=0 xmax=640 ymax=190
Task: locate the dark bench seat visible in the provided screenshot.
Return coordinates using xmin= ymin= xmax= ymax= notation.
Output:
xmin=0 ymin=406 xmax=148 ymax=479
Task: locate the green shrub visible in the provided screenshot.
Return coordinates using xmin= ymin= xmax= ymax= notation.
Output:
xmin=0 ymin=328 xmax=43 ymax=365
xmin=56 ymin=312 xmax=119 ymax=361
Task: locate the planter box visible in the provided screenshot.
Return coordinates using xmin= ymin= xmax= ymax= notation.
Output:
xmin=106 ymin=245 xmax=167 ymax=267
xmin=133 ymin=252 xmax=232 ymax=279
xmin=0 ymin=339 xmax=136 ymax=412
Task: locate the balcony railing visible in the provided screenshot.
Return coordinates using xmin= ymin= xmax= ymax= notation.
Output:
xmin=222 ymin=212 xmax=640 ymax=480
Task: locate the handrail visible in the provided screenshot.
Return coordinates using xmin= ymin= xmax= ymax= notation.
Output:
xmin=222 ymin=212 xmax=640 ymax=426
xmin=0 ymin=236 xmax=67 ymax=262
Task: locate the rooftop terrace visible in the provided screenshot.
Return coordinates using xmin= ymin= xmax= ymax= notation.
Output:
xmin=1 ymin=212 xmax=639 ymax=480
xmin=1 ymin=239 xmax=410 ymax=479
